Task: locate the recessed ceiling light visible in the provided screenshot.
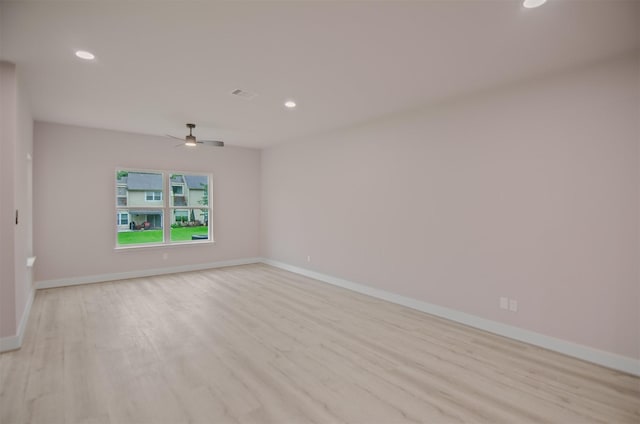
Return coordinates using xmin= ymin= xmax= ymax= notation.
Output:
xmin=523 ymin=0 xmax=547 ymax=8
xmin=284 ymin=100 xmax=297 ymax=109
xmin=75 ymin=50 xmax=95 ymax=60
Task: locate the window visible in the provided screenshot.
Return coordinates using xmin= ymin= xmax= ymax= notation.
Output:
xmin=117 ymin=211 xmax=129 ymax=226
xmin=174 ymin=210 xmax=188 ymax=223
xmin=117 ymin=185 xmax=127 ymax=206
xmin=115 ymin=169 xmax=212 ymax=247
xmin=145 ymin=191 xmax=162 ymax=201
xmin=169 ymin=174 xmax=209 ymax=242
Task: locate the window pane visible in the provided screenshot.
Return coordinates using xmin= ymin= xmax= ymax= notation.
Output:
xmin=117 ymin=210 xmax=164 ymax=246
xmin=117 ymin=212 xmax=129 ymax=225
xmin=170 ymin=212 xmax=209 ymax=242
xmin=145 ymin=191 xmax=162 ymax=201
xmin=170 ymin=174 xmax=209 ymax=208
xmin=171 ymin=209 xmax=189 ymax=224
xmin=117 ymin=171 xmax=163 ymax=207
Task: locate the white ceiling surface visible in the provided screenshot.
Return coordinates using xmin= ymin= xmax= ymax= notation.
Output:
xmin=1 ymin=1 xmax=639 ymax=148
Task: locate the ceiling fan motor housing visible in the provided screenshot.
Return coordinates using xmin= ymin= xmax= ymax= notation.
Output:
xmin=185 ymin=123 xmax=197 ymax=146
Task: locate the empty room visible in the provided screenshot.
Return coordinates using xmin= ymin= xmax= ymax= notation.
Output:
xmin=1 ymin=0 xmax=639 ymax=423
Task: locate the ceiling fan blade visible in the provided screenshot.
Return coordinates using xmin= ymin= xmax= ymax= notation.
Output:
xmin=166 ymin=135 xmax=185 ymax=141
xmin=199 ymin=140 xmax=224 ymax=147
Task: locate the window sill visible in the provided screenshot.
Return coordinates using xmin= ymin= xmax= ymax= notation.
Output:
xmin=114 ymin=240 xmax=216 ymax=251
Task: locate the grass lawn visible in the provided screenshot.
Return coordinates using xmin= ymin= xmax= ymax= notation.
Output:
xmin=171 ymin=226 xmax=208 ymax=241
xmin=117 ymin=226 xmax=208 ymax=245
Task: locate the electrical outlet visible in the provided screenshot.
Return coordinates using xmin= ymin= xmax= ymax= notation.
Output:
xmin=500 ymin=297 xmax=509 ymax=310
xmin=307 ymin=256 xmax=311 ymax=262
xmin=509 ymin=299 xmax=518 ymax=312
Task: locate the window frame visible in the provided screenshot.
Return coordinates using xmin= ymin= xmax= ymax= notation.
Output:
xmin=115 ymin=168 xmax=214 ymax=249
xmin=145 ymin=191 xmax=162 ymax=202
xmin=116 ymin=184 xmax=128 ymax=206
xmin=116 ymin=211 xmax=129 ymax=226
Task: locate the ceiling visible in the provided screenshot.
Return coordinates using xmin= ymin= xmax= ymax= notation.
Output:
xmin=1 ymin=1 xmax=638 ymax=148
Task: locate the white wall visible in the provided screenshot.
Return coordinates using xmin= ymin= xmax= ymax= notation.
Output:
xmin=34 ymin=123 xmax=261 ymax=283
xmin=261 ymin=54 xmax=640 ymax=360
xmin=14 ymin=66 xmax=34 ymax=332
xmin=0 ymin=62 xmax=18 ymax=339
xmin=0 ymin=61 xmax=34 ymax=343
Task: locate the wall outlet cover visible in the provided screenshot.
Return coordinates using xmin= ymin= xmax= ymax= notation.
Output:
xmin=509 ymin=299 xmax=518 ymax=312
xmin=500 ymin=297 xmax=509 ymax=310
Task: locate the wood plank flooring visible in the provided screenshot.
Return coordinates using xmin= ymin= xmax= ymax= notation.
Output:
xmin=1 ymin=263 xmax=638 ymax=423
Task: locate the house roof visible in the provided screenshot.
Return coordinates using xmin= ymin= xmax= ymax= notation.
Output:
xmin=184 ymin=175 xmax=207 ymax=190
xmin=126 ymin=172 xmax=162 ymax=190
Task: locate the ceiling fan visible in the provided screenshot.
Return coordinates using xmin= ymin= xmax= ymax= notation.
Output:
xmin=168 ymin=123 xmax=224 ymax=148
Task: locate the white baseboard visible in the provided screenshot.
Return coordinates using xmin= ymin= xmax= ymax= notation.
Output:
xmin=261 ymin=258 xmax=640 ymax=377
xmin=0 ymin=336 xmax=20 ymax=352
xmin=35 ymin=257 xmax=262 ymax=290
xmin=0 ymin=287 xmax=35 ymax=353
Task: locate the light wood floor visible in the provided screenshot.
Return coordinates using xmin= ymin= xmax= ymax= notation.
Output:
xmin=1 ymin=264 xmax=638 ymax=424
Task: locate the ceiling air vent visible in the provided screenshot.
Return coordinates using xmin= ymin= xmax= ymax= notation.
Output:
xmin=231 ymin=89 xmax=257 ymax=100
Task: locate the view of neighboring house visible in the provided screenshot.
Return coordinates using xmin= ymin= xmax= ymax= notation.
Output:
xmin=116 ymin=172 xmax=208 ymax=231
xmin=172 ymin=174 xmax=208 ymax=224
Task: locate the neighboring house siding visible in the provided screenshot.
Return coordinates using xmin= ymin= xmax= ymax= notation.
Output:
xmin=128 ymin=190 xmax=162 ymax=206
xmin=188 ymin=189 xmax=204 ymax=207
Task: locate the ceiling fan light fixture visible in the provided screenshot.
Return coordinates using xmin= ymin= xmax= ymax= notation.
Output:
xmin=185 ymin=135 xmax=197 ymax=147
